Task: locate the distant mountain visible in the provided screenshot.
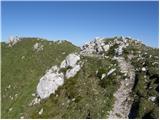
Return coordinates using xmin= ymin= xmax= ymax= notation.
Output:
xmin=1 ymin=36 xmax=159 ymax=119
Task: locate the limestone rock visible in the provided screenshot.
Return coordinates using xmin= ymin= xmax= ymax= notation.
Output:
xmin=33 ymin=43 xmax=44 ymax=52
xmin=36 ymin=53 xmax=81 ymax=99
xmin=8 ymin=36 xmax=20 ymax=47
xmin=60 ymin=53 xmax=80 ymax=68
xmin=101 ymin=73 xmax=106 ymax=79
xmin=103 ymin=44 xmax=110 ymax=52
xmin=65 ymin=65 xmax=81 ymax=79
xmin=80 ymin=37 xmax=107 ymax=55
xmin=29 ymin=97 xmax=41 ymax=106
xmin=37 ymin=69 xmax=64 ymax=99
xmin=107 ymin=68 xmax=116 ymax=76
xmin=38 ymin=108 xmax=43 ymax=115
xmin=148 ymin=96 xmax=156 ymax=102
xmin=142 ymin=67 xmax=146 ymax=72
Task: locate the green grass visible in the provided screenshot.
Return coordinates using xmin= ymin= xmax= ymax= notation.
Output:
xmin=128 ymin=45 xmax=159 ymax=119
xmin=1 ymin=38 xmax=79 ymax=118
xmin=24 ymin=55 xmax=121 ymax=119
xmin=1 ymin=37 xmax=159 ymax=119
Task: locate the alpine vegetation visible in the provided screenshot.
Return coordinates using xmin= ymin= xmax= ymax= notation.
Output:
xmin=1 ymin=36 xmax=159 ymax=119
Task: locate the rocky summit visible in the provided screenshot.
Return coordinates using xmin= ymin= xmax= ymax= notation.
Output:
xmin=1 ymin=36 xmax=159 ymax=119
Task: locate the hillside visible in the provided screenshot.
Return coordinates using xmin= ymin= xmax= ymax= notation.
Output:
xmin=1 ymin=36 xmax=159 ymax=119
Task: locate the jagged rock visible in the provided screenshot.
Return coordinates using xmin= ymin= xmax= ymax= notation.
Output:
xmin=56 ymin=40 xmax=65 ymax=44
xmin=36 ymin=53 xmax=81 ymax=99
xmin=8 ymin=36 xmax=20 ymax=47
xmin=107 ymin=68 xmax=116 ymax=76
xmin=60 ymin=53 xmax=80 ymax=68
xmin=38 ymin=108 xmax=43 ymax=115
xmin=2 ymin=36 xmax=159 ymax=119
xmin=33 ymin=43 xmax=44 ymax=52
xmin=148 ymin=96 xmax=156 ymax=102
xmin=46 ymin=65 xmax=59 ymax=73
xmin=103 ymin=44 xmax=110 ymax=51
xmin=65 ymin=65 xmax=81 ymax=79
xmin=101 ymin=73 xmax=106 ymax=79
xmin=37 ymin=69 xmax=64 ymax=99
xmin=80 ymin=37 xmax=108 ymax=55
xmin=29 ymin=97 xmax=41 ymax=106
xmin=142 ymin=67 xmax=146 ymax=71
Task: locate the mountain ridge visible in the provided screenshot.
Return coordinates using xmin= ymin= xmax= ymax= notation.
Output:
xmin=1 ymin=36 xmax=159 ymax=119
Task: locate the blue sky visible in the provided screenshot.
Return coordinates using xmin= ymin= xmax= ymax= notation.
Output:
xmin=1 ymin=1 xmax=159 ymax=47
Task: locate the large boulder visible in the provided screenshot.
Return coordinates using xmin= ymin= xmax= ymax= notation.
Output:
xmin=33 ymin=43 xmax=44 ymax=52
xmin=65 ymin=64 xmax=81 ymax=79
xmin=60 ymin=53 xmax=80 ymax=68
xmin=107 ymin=68 xmax=116 ymax=76
xmin=103 ymin=44 xmax=110 ymax=52
xmin=36 ymin=53 xmax=81 ymax=99
xmin=8 ymin=36 xmax=20 ymax=47
xmin=36 ymin=66 xmax=64 ymax=99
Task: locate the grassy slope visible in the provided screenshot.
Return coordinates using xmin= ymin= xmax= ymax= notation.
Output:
xmin=25 ymin=56 xmax=121 ymax=119
xmin=123 ymin=42 xmax=159 ymax=119
xmin=1 ymin=38 xmax=79 ymax=118
xmin=1 ymin=37 xmax=159 ymax=119
xmin=2 ymin=38 xmax=121 ymax=119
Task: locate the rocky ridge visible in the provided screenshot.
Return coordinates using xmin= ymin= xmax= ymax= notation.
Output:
xmin=2 ymin=36 xmax=158 ymax=119
xmin=32 ymin=36 xmax=137 ymax=118
xmin=80 ymin=36 xmax=137 ymax=118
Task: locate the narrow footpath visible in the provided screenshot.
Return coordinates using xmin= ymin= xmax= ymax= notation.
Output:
xmin=108 ymin=57 xmax=135 ymax=119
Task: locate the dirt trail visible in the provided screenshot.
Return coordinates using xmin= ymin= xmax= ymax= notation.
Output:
xmin=108 ymin=57 xmax=135 ymax=119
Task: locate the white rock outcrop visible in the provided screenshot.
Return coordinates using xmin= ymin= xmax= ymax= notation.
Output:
xmin=107 ymin=68 xmax=116 ymax=76
xmin=148 ymin=96 xmax=156 ymax=102
xmin=37 ymin=68 xmax=64 ymax=99
xmin=8 ymin=36 xmax=21 ymax=47
xmin=114 ymin=37 xmax=129 ymax=56
xmin=65 ymin=65 xmax=81 ymax=79
xmin=29 ymin=97 xmax=41 ymax=106
xmin=80 ymin=37 xmax=107 ymax=55
xmin=36 ymin=53 xmax=82 ymax=100
xmin=103 ymin=44 xmax=110 ymax=52
xmin=60 ymin=53 xmax=80 ymax=68
xmin=33 ymin=43 xmax=44 ymax=52
xmin=80 ymin=36 xmax=131 ymax=56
